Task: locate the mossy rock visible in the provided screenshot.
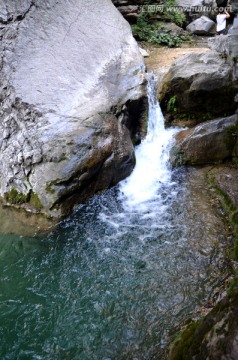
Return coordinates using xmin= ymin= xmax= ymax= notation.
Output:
xmin=169 ymin=319 xmax=203 ymax=360
xmin=4 ymin=189 xmax=29 ymax=205
xmin=4 ymin=188 xmax=43 ymax=212
xmin=169 ymin=166 xmax=238 ymax=360
xmin=169 ymin=284 xmax=238 ymax=360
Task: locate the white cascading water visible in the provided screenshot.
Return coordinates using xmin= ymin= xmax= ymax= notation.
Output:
xmin=119 ymin=72 xmax=177 ymax=210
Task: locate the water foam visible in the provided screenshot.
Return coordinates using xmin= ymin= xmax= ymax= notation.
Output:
xmin=119 ymin=73 xmax=177 ymax=211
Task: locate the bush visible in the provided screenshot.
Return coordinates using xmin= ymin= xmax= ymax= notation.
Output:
xmin=131 ymin=7 xmax=188 ymax=48
xmin=163 ymin=0 xmax=186 ymax=27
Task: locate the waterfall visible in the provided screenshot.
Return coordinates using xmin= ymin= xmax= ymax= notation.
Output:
xmin=119 ymin=73 xmax=177 ymax=211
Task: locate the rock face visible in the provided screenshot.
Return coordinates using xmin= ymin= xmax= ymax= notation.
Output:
xmin=169 ymin=285 xmax=238 ymax=360
xmin=160 ymin=50 xmax=238 ymax=122
xmin=231 ymin=0 xmax=238 ymax=12
xmin=166 ymin=7 xmax=238 ymax=360
xmin=170 ymin=115 xmax=238 ymax=166
xmin=0 ymin=0 xmax=145 ymax=217
xmin=208 ymin=16 xmax=238 ymax=80
xmin=169 ymin=165 xmax=238 ymax=360
xmin=112 ymin=0 xmax=145 ymax=23
xmin=209 ymin=16 xmax=238 ymax=55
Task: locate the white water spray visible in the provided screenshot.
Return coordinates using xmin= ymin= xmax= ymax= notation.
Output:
xmin=119 ymin=73 xmax=177 ymax=210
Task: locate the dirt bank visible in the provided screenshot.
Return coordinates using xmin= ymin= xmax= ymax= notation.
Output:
xmin=143 ymin=45 xmax=209 ymax=75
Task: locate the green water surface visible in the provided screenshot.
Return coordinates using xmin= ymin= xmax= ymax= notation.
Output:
xmin=0 ymin=168 xmax=232 ymax=360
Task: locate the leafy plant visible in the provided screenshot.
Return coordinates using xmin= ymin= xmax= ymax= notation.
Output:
xmin=167 ymin=95 xmax=177 ymax=112
xmin=163 ymin=0 xmax=186 ymax=26
xmin=159 ymin=30 xmax=184 ymax=47
xmin=131 ymin=16 xmax=156 ymax=42
xmin=131 ymin=10 xmax=188 ymax=48
xmin=4 ymin=189 xmax=29 ymax=205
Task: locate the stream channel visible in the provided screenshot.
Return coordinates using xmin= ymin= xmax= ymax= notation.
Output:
xmin=0 ymin=74 xmax=233 ymax=359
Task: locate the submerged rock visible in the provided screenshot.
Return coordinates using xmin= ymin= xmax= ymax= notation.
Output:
xmin=0 ymin=203 xmax=56 ymax=237
xmin=0 ymin=0 xmax=145 ymax=217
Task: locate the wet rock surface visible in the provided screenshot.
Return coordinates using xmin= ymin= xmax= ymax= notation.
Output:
xmin=210 ymin=166 xmax=238 ymax=209
xmin=169 ymin=286 xmax=238 ymax=360
xmin=170 ymin=114 xmax=238 ymax=166
xmin=208 ymin=165 xmax=238 ymax=243
xmin=168 ymin=165 xmax=238 ymax=360
xmin=0 ymin=0 xmax=145 ymax=217
xmin=159 ymin=24 xmax=238 ymax=357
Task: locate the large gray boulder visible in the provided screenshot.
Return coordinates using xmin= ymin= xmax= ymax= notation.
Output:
xmin=0 ymin=0 xmax=145 ymax=217
xmin=186 ymin=15 xmax=216 ymax=34
xmin=160 ymin=50 xmax=238 ymax=122
xmin=170 ymin=115 xmax=238 ymax=166
xmin=176 ymin=0 xmax=215 ymax=22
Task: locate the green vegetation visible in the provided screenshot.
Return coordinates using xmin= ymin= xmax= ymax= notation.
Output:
xmin=4 ymin=189 xmax=29 ymax=205
xmin=231 ymin=55 xmax=237 ymax=62
xmin=167 ymin=95 xmax=177 ymax=112
xmin=163 ymin=0 xmax=186 ymax=27
xmin=131 ymin=7 xmax=188 ymax=48
xmin=169 ymin=319 xmax=203 ymax=359
xmin=29 ymin=192 xmax=43 ymax=210
xmin=46 ymin=182 xmax=56 ymax=194
xmin=4 ymin=188 xmax=43 ymax=212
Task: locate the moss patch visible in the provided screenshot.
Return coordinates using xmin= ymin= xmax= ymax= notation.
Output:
xmin=4 ymin=189 xmax=44 ymax=212
xmin=169 ymin=319 xmax=203 ymax=360
xmin=169 ymin=284 xmax=238 ymax=359
xmin=29 ymin=192 xmax=43 ymax=210
xmin=227 ymin=276 xmax=238 ymax=297
xmin=4 ymin=189 xmax=29 ymax=205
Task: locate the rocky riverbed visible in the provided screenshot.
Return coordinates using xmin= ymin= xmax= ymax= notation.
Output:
xmin=143 ymin=36 xmax=238 ymax=360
